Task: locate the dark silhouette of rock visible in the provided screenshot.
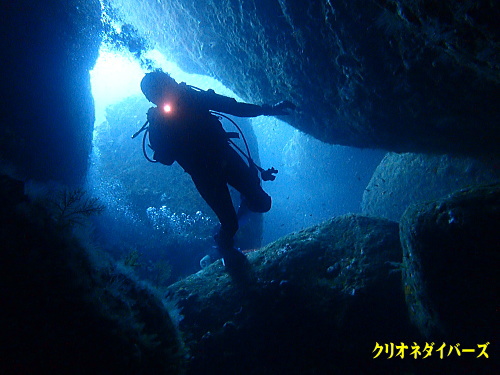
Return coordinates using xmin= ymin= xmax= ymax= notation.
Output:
xmin=0 ymin=0 xmax=102 ymax=185
xmin=0 ymin=176 xmax=186 ymax=374
xmin=400 ymin=183 xmax=499 ymax=347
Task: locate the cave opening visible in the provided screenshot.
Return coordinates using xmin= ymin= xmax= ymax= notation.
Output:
xmin=88 ymin=5 xmax=384 ymax=280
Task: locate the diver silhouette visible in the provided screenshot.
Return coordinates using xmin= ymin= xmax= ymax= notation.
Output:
xmin=140 ymin=70 xmax=295 ymax=269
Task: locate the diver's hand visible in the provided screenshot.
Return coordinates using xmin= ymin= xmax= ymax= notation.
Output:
xmin=262 ymin=100 xmax=296 ymax=116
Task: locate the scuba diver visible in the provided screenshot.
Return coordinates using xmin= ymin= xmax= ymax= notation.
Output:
xmin=138 ymin=70 xmax=295 ymax=269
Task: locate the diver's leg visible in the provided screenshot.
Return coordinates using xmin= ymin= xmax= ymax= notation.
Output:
xmin=191 ymin=174 xmax=248 ymax=269
xmin=224 ymin=148 xmax=272 ymax=214
xmin=191 ymin=175 xmax=238 ymax=248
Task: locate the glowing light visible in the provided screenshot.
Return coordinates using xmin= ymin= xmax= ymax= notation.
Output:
xmin=163 ymin=104 xmax=172 ymax=113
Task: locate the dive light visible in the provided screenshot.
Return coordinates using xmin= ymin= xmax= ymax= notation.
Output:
xmin=163 ymin=103 xmax=172 ymax=113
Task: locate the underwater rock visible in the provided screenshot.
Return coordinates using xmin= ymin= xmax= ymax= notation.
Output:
xmin=362 ymin=153 xmax=500 ymax=221
xmin=0 ymin=176 xmax=186 ymax=374
xmin=0 ymin=0 xmax=102 ymax=185
xmin=110 ymin=0 xmax=499 ymax=157
xmin=167 ymin=214 xmax=418 ymax=374
xmin=400 ymin=183 xmax=499 ymax=344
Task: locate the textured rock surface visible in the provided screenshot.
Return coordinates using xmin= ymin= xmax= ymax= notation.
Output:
xmin=362 ymin=152 xmax=500 ymax=221
xmin=400 ymin=183 xmax=499 ymax=344
xmin=0 ymin=176 xmax=186 ymax=374
xmin=167 ymin=214 xmax=417 ymax=374
xmin=0 ymin=0 xmax=102 ymax=184
xmin=111 ymin=0 xmax=499 ymax=156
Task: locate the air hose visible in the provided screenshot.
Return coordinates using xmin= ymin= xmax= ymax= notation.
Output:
xmin=131 ymin=120 xmax=157 ymax=163
xmin=210 ymin=111 xmax=278 ymax=181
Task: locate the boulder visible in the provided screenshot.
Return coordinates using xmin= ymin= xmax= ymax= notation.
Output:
xmin=167 ymin=214 xmax=415 ymax=374
xmin=362 ymin=152 xmax=500 ymax=221
xmin=400 ymin=183 xmax=499 ymax=344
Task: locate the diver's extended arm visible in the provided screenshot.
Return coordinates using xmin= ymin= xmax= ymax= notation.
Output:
xmin=199 ymin=89 xmax=295 ymax=117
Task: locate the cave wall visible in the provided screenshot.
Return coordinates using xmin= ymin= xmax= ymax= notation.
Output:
xmin=111 ymin=0 xmax=499 ymax=157
xmin=0 ymin=0 xmax=102 ymax=185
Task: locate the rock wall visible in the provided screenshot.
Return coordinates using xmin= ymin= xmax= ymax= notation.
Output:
xmin=0 ymin=0 xmax=102 ymax=185
xmin=362 ymin=152 xmax=500 ymax=221
xmin=110 ymin=0 xmax=499 ymax=156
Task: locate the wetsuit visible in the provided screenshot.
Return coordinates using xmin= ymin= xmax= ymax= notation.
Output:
xmin=147 ymin=83 xmax=271 ymax=249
